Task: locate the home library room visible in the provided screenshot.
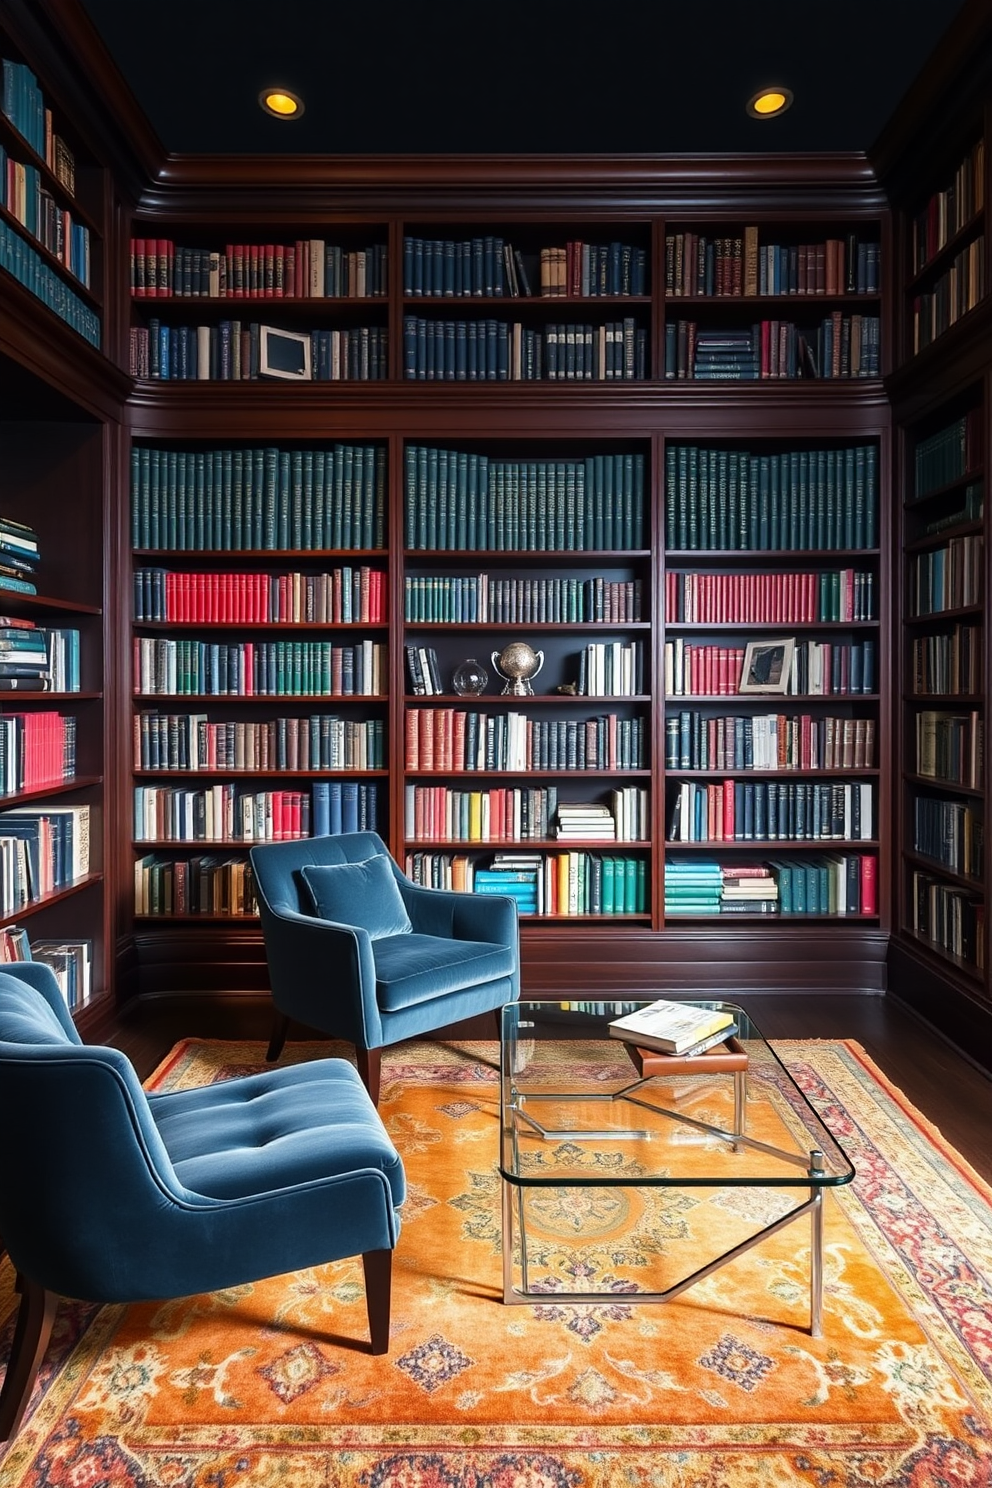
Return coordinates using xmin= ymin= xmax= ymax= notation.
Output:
xmin=1 ymin=0 xmax=991 ymax=1064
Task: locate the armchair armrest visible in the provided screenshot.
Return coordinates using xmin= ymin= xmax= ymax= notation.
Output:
xmin=398 ymin=881 xmax=519 ymax=963
xmin=255 ymin=907 xmax=384 ymax=1048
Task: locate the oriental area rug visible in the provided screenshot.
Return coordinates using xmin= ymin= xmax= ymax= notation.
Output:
xmin=1 ymin=1037 xmax=991 ymax=1488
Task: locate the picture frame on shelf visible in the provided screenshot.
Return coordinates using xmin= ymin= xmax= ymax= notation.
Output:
xmin=739 ymin=638 xmax=795 ymax=694
xmin=258 ymin=325 xmax=312 ymax=381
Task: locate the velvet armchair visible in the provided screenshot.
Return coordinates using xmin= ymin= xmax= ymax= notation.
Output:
xmin=250 ymin=831 xmax=519 ymax=1103
xmin=0 ymin=962 xmax=407 ymax=1442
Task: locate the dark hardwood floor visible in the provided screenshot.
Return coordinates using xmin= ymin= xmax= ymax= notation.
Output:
xmin=112 ymin=983 xmax=992 ymax=1187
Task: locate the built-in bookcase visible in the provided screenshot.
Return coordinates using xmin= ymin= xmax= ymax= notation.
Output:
xmin=129 ymin=439 xmax=391 ymax=920
xmin=0 ymin=20 xmax=103 ymax=347
xmin=0 ymin=353 xmax=109 ymax=1024
xmin=117 ymin=183 xmax=898 ymax=1001
xmin=897 ymin=391 xmax=987 ymax=987
xmin=660 ymin=436 xmax=884 ymax=925
xmin=662 ymin=220 xmax=882 ymax=381
xmin=882 ymin=26 xmax=992 ymax=1056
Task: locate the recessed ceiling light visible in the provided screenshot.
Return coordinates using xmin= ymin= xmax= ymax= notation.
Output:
xmin=747 ymin=87 xmax=794 ymax=120
xmin=259 ymin=88 xmax=305 ymax=120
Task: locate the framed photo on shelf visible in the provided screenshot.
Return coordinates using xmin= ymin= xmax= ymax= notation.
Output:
xmin=258 ymin=325 xmax=312 ymax=381
xmin=739 ymin=637 xmax=795 ymax=694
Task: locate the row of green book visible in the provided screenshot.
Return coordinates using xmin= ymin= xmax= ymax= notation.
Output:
xmin=912 ymin=409 xmax=982 ymax=499
xmin=131 ymin=443 xmax=387 ymax=552
xmin=405 ymin=447 xmax=646 ymax=553
xmin=665 ymin=443 xmax=878 ymax=551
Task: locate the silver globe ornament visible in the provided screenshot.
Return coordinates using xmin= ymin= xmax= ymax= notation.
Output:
xmin=491 ymin=642 xmax=545 ymax=696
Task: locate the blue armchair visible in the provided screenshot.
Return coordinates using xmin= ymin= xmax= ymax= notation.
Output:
xmin=250 ymin=831 xmax=519 ymax=1103
xmin=0 ymin=962 xmax=406 ymax=1442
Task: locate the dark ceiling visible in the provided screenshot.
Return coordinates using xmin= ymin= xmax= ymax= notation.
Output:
xmin=76 ymin=0 xmax=969 ymax=159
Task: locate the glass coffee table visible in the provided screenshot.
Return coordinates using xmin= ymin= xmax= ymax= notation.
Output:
xmin=499 ymin=998 xmax=854 ymax=1335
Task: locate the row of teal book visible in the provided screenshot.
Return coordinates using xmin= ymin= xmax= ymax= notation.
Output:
xmin=404 ymin=446 xmax=646 ymax=552
xmin=664 ymin=443 xmax=879 ymax=551
xmin=131 ymin=443 xmax=387 ymax=552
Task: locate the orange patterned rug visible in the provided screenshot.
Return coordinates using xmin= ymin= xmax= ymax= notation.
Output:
xmin=1 ymin=1037 xmax=991 ymax=1486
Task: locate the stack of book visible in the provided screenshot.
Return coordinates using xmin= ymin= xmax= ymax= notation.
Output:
xmin=608 ymin=998 xmax=738 ymax=1056
xmin=554 ymin=802 xmax=616 ymax=840
xmin=720 ymin=864 xmax=779 ymax=914
xmin=0 ymin=617 xmax=52 ymax=689
xmin=665 ymin=860 xmax=723 ymax=914
xmin=472 ymin=851 xmax=541 ymax=914
xmin=0 ymin=518 xmax=40 ymax=594
xmin=29 ymin=938 xmax=93 ymax=1010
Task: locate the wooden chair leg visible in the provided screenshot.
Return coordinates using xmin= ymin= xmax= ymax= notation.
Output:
xmin=362 ymin=1248 xmax=392 ymax=1354
xmin=266 ymin=1011 xmax=290 ymax=1062
xmin=0 ymin=1276 xmax=59 ymax=1442
xmin=356 ymin=1046 xmax=382 ymax=1106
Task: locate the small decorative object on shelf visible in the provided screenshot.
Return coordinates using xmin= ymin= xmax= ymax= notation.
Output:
xmin=492 ymin=643 xmax=544 ymax=696
xmin=452 ymin=658 xmax=489 ymax=697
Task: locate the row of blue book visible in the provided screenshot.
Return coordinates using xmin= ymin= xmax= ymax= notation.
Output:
xmin=132 ymin=321 xmax=388 ymax=382
xmin=403 ymin=237 xmax=647 ymax=299
xmin=402 ymin=317 xmax=647 ymax=383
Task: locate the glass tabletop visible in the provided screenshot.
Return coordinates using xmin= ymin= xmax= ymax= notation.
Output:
xmin=499 ymin=998 xmax=854 ymax=1189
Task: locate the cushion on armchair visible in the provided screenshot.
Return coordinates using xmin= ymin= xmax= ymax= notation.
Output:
xmin=302 ymin=854 xmax=413 ymax=940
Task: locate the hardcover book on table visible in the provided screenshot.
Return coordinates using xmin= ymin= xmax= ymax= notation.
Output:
xmin=607 ymin=998 xmax=737 ymax=1055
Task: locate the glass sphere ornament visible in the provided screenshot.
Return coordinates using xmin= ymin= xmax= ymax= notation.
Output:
xmin=452 ymin=657 xmax=489 ymax=697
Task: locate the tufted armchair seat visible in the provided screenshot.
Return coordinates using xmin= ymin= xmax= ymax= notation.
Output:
xmin=0 ymin=962 xmax=406 ymax=1442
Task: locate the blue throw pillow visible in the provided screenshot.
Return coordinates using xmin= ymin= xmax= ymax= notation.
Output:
xmin=301 ymin=854 xmax=413 ymax=940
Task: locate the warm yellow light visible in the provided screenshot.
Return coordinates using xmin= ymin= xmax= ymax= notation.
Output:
xmin=747 ymin=87 xmax=793 ymax=119
xmin=259 ymin=89 xmax=304 ymax=119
